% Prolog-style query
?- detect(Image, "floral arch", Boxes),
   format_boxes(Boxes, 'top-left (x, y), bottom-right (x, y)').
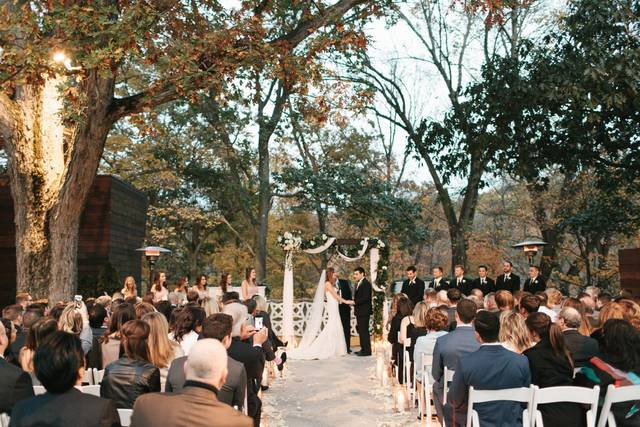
top-left (277, 232), bottom-right (390, 343)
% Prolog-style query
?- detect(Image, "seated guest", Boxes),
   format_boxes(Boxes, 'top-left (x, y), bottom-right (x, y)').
top-left (496, 290), bottom-right (515, 313)
top-left (524, 312), bottom-right (585, 427)
top-left (169, 305), bottom-right (205, 356)
top-left (10, 331), bottom-right (119, 426)
top-left (101, 320), bottom-right (160, 409)
top-left (89, 304), bottom-right (109, 339)
top-left (446, 288), bottom-right (463, 330)
top-left (131, 339), bottom-right (252, 427)
top-left (0, 320), bottom-right (33, 415)
top-left (19, 318), bottom-right (58, 383)
top-left (221, 292), bottom-right (241, 306)
top-left (253, 295), bottom-right (286, 349)
top-left (223, 302), bottom-right (268, 427)
top-left (406, 302), bottom-right (429, 375)
top-left (618, 299), bottom-right (640, 331)
top-left (545, 288), bottom-right (563, 313)
top-left (575, 319), bottom-right (640, 426)
top-left (484, 292), bottom-right (498, 312)
top-left (432, 299), bottom-right (480, 423)
top-left (134, 302), bottom-right (155, 319)
top-left (58, 302), bottom-right (93, 354)
top-left (15, 293), bottom-right (33, 311)
top-left (563, 297), bottom-right (593, 336)
top-left (557, 307), bottom-right (599, 367)
top-left (166, 314), bottom-right (247, 411)
top-left (167, 291), bottom-right (185, 308)
top-left (90, 303), bottom-right (136, 369)
top-left (518, 294), bottom-right (540, 318)
top-left (424, 288), bottom-right (438, 308)
top-left (499, 311), bottom-right (532, 354)
top-left (446, 311), bottom-right (531, 427)
top-left (388, 296), bottom-right (413, 384)
top-left (186, 290), bottom-right (200, 306)
top-left (3, 304), bottom-right (25, 358)
top-left (414, 307), bottom-right (448, 416)
top-left (435, 290), bottom-right (450, 307)
top-left (141, 312), bottom-right (183, 391)
top-left (536, 291), bottom-right (558, 322)
top-left (0, 317), bottom-right (18, 365)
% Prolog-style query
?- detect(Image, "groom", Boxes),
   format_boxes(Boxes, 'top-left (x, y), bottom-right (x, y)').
top-left (353, 267), bottom-right (372, 356)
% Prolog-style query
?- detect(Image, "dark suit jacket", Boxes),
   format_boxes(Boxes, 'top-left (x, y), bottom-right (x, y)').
top-left (227, 338), bottom-right (265, 394)
top-left (429, 278), bottom-right (450, 292)
top-left (563, 330), bottom-right (599, 367)
top-left (470, 277), bottom-right (495, 295)
top-left (523, 276), bottom-right (547, 293)
top-left (496, 273), bottom-right (521, 293)
top-left (9, 388), bottom-right (120, 427)
top-left (524, 339), bottom-right (586, 427)
top-left (131, 381), bottom-right (252, 427)
top-left (401, 277), bottom-right (425, 306)
top-left (338, 279), bottom-right (353, 310)
top-left (447, 345), bottom-right (531, 427)
top-left (432, 325), bottom-right (480, 389)
top-left (165, 355), bottom-right (247, 410)
top-left (451, 277), bottom-right (472, 295)
top-left (0, 357), bottom-right (34, 415)
top-left (354, 278), bottom-right (372, 317)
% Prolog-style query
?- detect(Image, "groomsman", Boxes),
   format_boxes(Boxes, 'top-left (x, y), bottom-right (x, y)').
top-left (336, 271), bottom-right (353, 354)
top-left (451, 265), bottom-right (472, 296)
top-left (429, 266), bottom-right (450, 291)
top-left (524, 266), bottom-right (547, 293)
top-left (496, 261), bottom-right (520, 293)
top-left (401, 266), bottom-right (425, 306)
top-left (470, 265), bottom-right (495, 295)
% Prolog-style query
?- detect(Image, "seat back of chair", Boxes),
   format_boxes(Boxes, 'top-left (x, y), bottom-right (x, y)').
top-left (443, 367), bottom-right (455, 405)
top-left (597, 384), bottom-right (640, 427)
top-left (81, 385), bottom-right (101, 397)
top-left (92, 368), bottom-right (105, 384)
top-left (0, 413), bottom-right (10, 427)
top-left (33, 385), bottom-right (46, 395)
top-left (118, 409), bottom-right (133, 427)
top-left (466, 385), bottom-right (534, 427)
top-left (532, 386), bottom-right (599, 427)
top-left (83, 368), bottom-right (94, 385)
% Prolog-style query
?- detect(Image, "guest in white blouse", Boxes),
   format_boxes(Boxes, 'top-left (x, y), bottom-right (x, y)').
top-left (168, 305), bottom-right (204, 356)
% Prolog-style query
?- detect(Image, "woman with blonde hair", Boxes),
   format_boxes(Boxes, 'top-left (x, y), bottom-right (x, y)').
top-left (58, 302), bottom-right (93, 354)
top-left (618, 299), bottom-right (640, 331)
top-left (499, 311), bottom-right (532, 353)
top-left (495, 290), bottom-right (515, 312)
top-left (141, 312), bottom-right (183, 390)
top-left (121, 276), bottom-right (137, 299)
top-left (591, 302), bottom-right (625, 344)
top-left (405, 302), bottom-right (429, 377)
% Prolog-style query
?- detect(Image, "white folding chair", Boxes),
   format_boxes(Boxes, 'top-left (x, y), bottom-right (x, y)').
top-left (532, 385), bottom-right (600, 427)
top-left (92, 368), bottom-right (105, 384)
top-left (0, 413), bottom-right (10, 427)
top-left (243, 386), bottom-right (248, 415)
top-left (33, 385), bottom-right (46, 395)
top-left (466, 385), bottom-right (534, 427)
top-left (395, 331), bottom-right (401, 384)
top-left (81, 385), bottom-right (101, 397)
top-left (443, 367), bottom-right (455, 405)
top-left (83, 368), bottom-right (94, 385)
top-left (417, 353), bottom-right (434, 424)
top-left (597, 384), bottom-right (640, 427)
top-left (403, 338), bottom-right (413, 403)
top-left (117, 409), bottom-right (133, 427)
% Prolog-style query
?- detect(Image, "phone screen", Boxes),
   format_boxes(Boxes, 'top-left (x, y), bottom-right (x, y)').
top-left (255, 317), bottom-right (264, 329)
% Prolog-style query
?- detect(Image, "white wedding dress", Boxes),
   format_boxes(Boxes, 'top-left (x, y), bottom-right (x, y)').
top-left (289, 272), bottom-right (347, 360)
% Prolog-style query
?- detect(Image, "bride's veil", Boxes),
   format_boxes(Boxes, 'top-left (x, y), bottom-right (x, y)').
top-left (297, 269), bottom-right (326, 349)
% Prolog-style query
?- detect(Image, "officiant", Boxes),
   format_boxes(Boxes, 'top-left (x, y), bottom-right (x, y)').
top-left (401, 265), bottom-right (425, 306)
top-left (336, 271), bottom-right (353, 354)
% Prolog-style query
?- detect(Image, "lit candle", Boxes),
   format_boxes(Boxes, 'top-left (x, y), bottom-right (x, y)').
top-left (376, 356), bottom-right (384, 379)
top-left (395, 387), bottom-right (406, 413)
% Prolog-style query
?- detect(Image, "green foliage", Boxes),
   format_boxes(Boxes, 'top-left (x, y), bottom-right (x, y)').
top-left (97, 263), bottom-right (121, 296)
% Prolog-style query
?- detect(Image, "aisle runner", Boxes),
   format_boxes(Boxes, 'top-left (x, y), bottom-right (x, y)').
top-left (262, 355), bottom-right (417, 427)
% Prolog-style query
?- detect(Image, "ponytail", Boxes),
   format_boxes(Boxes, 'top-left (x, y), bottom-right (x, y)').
top-left (526, 312), bottom-right (574, 368)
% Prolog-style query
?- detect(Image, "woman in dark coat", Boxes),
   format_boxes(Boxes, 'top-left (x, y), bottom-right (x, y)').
top-left (388, 295), bottom-right (413, 384)
top-left (524, 312), bottom-right (586, 427)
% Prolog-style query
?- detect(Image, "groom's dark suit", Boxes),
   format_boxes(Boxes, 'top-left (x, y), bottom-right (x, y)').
top-left (337, 279), bottom-right (353, 353)
top-left (354, 277), bottom-right (373, 355)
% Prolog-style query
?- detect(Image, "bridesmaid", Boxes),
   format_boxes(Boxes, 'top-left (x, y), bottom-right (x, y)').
top-left (191, 274), bottom-right (209, 304)
top-left (241, 267), bottom-right (259, 300)
top-left (121, 276), bottom-right (138, 299)
top-left (217, 272), bottom-right (231, 308)
top-left (151, 271), bottom-right (168, 303)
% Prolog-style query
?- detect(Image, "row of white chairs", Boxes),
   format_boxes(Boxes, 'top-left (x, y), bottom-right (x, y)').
top-left (83, 368), bottom-right (105, 385)
top-left (0, 409), bottom-right (131, 427)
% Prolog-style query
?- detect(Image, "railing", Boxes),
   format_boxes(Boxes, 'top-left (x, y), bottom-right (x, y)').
top-left (267, 299), bottom-right (362, 337)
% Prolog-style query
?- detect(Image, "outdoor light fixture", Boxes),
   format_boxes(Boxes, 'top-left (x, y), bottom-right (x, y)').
top-left (512, 239), bottom-right (548, 266)
top-left (52, 50), bottom-right (81, 71)
top-left (136, 246), bottom-right (171, 291)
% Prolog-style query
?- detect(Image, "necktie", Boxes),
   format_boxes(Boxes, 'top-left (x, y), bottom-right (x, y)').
top-left (505, 275), bottom-right (510, 281)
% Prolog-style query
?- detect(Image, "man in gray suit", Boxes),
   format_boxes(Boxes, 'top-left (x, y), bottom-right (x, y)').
top-left (557, 307), bottom-right (599, 367)
top-left (432, 299), bottom-right (480, 423)
top-left (166, 313), bottom-right (247, 411)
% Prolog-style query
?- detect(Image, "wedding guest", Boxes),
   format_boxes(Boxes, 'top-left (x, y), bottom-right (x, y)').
top-left (495, 261), bottom-right (521, 293)
top-left (241, 268), bottom-right (259, 301)
top-left (58, 302), bottom-right (93, 354)
top-left (9, 331), bottom-right (119, 427)
top-left (254, 295), bottom-right (286, 349)
top-left (0, 320), bottom-right (33, 415)
top-left (401, 265), bottom-right (426, 306)
top-left (563, 298), bottom-right (593, 336)
top-left (557, 307), bottom-right (598, 367)
top-left (388, 296), bottom-right (412, 384)
top-left (222, 292), bottom-right (241, 306)
top-left (1, 317), bottom-right (18, 364)
top-left (579, 292), bottom-right (598, 327)
top-left (101, 320), bottom-right (160, 408)
top-left (523, 265), bottom-right (546, 293)
top-left (414, 307), bottom-right (449, 414)
top-left (518, 294), bottom-right (540, 318)
top-left (121, 276), bottom-right (138, 299)
top-left (154, 300), bottom-right (173, 321)
top-left (131, 339), bottom-right (252, 427)
top-left (524, 312), bottom-right (585, 427)
top-left (166, 314), bottom-right (247, 412)
top-left (429, 266), bottom-right (450, 291)
top-left (142, 312), bottom-right (183, 391)
top-left (48, 303), bottom-right (65, 322)
top-left (499, 311), bottom-right (532, 354)
top-left (406, 302), bottom-right (429, 371)
top-left (446, 310), bottom-right (531, 427)
top-left (618, 299), bottom-right (640, 331)
top-left (446, 288), bottom-right (462, 329)
top-left (134, 302), bottom-right (155, 319)
top-left (19, 317), bottom-right (58, 384)
top-left (597, 293), bottom-right (612, 310)
top-left (386, 293), bottom-right (406, 333)
top-left (92, 303), bottom-right (136, 369)
top-left (468, 294), bottom-right (485, 310)
top-left (451, 265), bottom-right (471, 295)
top-left (436, 290), bottom-right (450, 306)
top-left (536, 292), bottom-right (558, 322)
top-left (3, 304), bottom-right (25, 357)
top-left (15, 293), bottom-right (33, 311)
top-left (424, 288), bottom-right (438, 307)
top-left (432, 299), bottom-right (480, 423)
top-left (168, 291), bottom-right (185, 308)
top-left (151, 271), bottom-right (169, 303)
top-left (484, 292), bottom-right (498, 312)
top-left (89, 303), bottom-right (109, 339)
top-left (470, 265), bottom-right (495, 295)
top-left (169, 305), bottom-right (205, 356)
top-left (575, 319), bottom-right (640, 426)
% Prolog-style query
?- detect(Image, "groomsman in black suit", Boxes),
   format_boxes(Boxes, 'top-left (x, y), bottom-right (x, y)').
top-left (495, 261), bottom-right (521, 293)
top-left (470, 265), bottom-right (495, 295)
top-left (353, 267), bottom-right (372, 356)
top-left (336, 271), bottom-right (353, 354)
top-left (523, 266), bottom-right (547, 293)
top-left (401, 265), bottom-right (425, 306)
top-left (452, 265), bottom-right (472, 296)
top-left (429, 266), bottom-right (450, 291)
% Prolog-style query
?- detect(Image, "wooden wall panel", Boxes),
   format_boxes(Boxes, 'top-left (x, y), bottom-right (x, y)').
top-left (619, 248), bottom-right (640, 296)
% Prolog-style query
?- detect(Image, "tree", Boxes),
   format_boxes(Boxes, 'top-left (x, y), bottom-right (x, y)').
top-left (0, 0), bottom-right (377, 301)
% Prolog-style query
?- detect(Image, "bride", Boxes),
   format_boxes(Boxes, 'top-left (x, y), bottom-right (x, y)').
top-left (289, 267), bottom-right (354, 360)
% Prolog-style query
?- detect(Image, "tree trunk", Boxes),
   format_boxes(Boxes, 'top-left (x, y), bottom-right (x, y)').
top-left (449, 224), bottom-right (468, 271)
top-left (255, 130), bottom-right (270, 283)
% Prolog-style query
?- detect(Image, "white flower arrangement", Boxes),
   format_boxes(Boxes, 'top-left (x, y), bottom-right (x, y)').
top-left (277, 231), bottom-right (302, 251)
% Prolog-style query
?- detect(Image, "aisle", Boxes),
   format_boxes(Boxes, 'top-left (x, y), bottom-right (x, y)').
top-left (261, 354), bottom-right (418, 427)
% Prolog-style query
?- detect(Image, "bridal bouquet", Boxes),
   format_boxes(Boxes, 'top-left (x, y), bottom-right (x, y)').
top-left (277, 231), bottom-right (303, 251)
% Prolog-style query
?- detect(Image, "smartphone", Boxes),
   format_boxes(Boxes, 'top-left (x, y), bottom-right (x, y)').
top-left (74, 294), bottom-right (82, 308)
top-left (255, 317), bottom-right (264, 330)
